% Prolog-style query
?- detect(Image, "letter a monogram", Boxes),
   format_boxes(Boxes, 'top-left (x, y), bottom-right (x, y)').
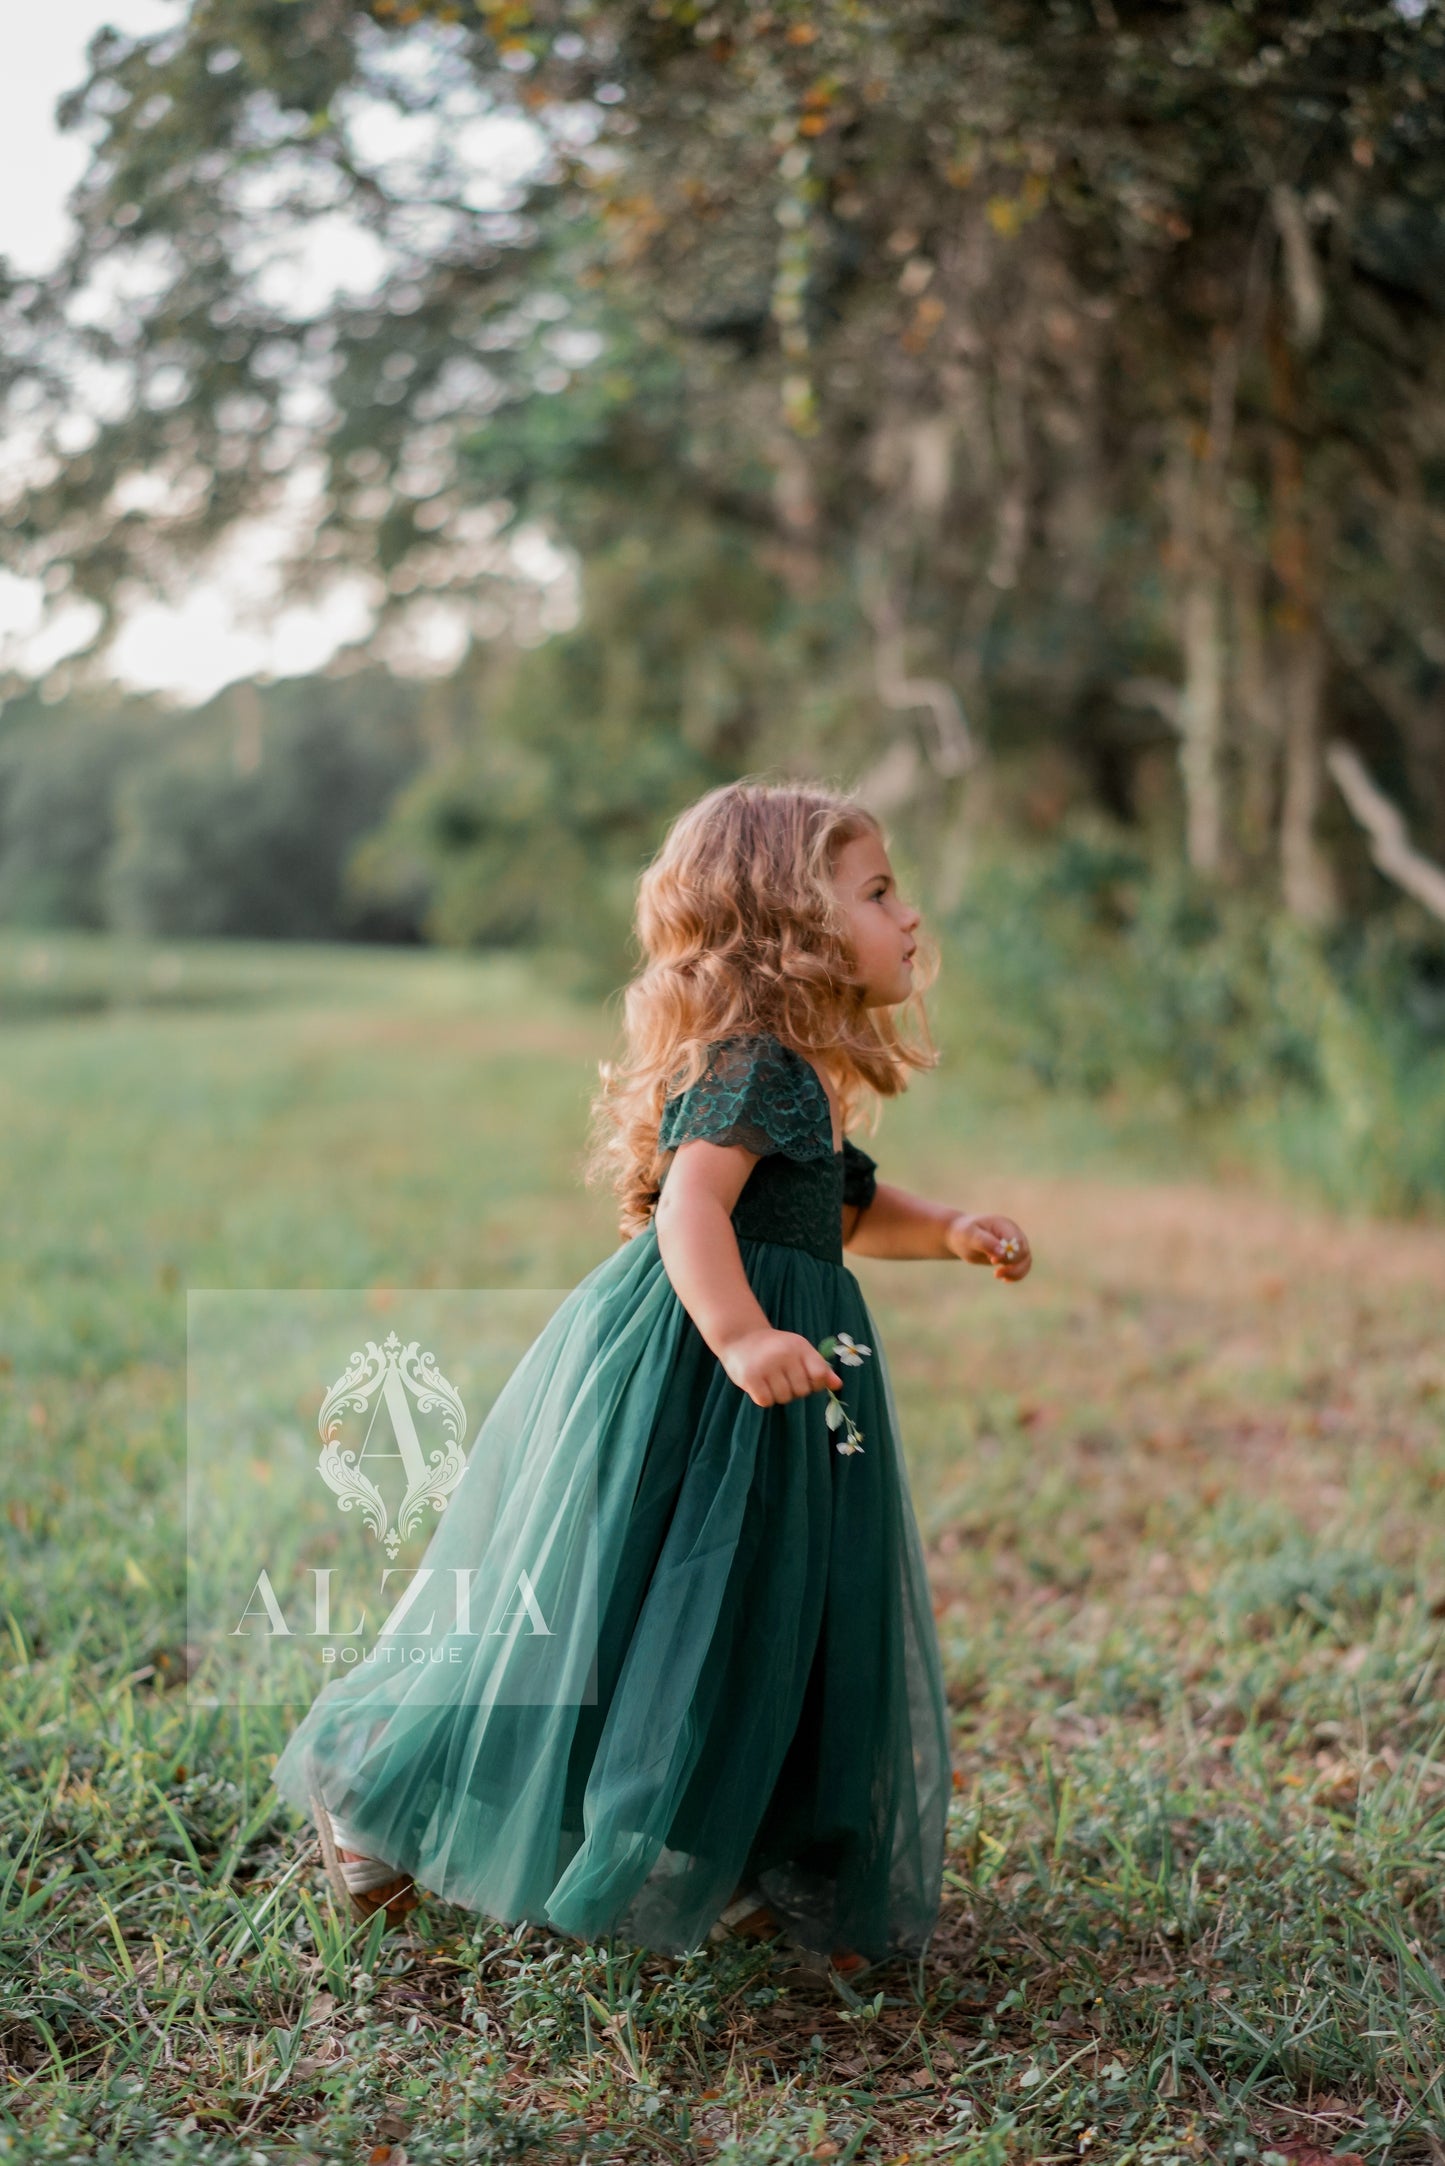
top-left (317, 1331), bottom-right (468, 1557)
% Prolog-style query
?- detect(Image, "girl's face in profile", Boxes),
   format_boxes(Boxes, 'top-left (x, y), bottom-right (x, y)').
top-left (829, 830), bottom-right (921, 1008)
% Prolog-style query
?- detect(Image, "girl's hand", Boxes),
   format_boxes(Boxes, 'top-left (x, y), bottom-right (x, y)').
top-left (946, 1213), bottom-right (1032, 1281)
top-left (720, 1327), bottom-right (843, 1408)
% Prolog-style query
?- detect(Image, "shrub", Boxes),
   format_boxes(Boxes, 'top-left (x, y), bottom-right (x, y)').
top-left (942, 812), bottom-right (1445, 1214)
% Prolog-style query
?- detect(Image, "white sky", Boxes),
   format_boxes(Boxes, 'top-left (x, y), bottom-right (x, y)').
top-left (0, 3), bottom-right (569, 703)
top-left (0, 2), bottom-right (180, 277)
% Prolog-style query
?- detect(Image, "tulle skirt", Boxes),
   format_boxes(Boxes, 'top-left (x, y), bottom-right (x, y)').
top-left (270, 1223), bottom-right (950, 1963)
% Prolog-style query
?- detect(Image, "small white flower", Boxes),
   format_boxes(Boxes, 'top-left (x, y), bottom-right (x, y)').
top-left (817, 1332), bottom-right (869, 1456)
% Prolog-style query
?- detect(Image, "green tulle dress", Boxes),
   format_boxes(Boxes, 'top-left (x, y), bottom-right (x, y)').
top-left (270, 1032), bottom-right (951, 1965)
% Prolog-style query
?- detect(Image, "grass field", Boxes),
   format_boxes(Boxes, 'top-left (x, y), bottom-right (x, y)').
top-left (3, 930), bottom-right (1445, 2165)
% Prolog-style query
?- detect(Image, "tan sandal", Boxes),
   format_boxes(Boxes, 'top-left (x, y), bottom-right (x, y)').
top-left (708, 1885), bottom-right (784, 1944)
top-left (310, 1785), bottom-right (419, 1928)
top-left (707, 1887), bottom-right (876, 1979)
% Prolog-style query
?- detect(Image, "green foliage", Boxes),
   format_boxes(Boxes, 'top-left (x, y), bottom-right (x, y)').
top-left (946, 823), bottom-right (1302, 1108)
top-left (348, 531), bottom-right (850, 987)
top-left (13, 0), bottom-right (1445, 909)
top-left (454, 311), bottom-right (690, 548)
top-left (0, 696), bottom-right (172, 929)
top-left (105, 678), bottom-right (426, 942)
top-left (940, 814), bottom-right (1445, 1221)
top-left (0, 675), bottom-right (429, 947)
top-left (944, 814), bottom-right (1445, 1215)
top-left (348, 668), bottom-right (713, 982)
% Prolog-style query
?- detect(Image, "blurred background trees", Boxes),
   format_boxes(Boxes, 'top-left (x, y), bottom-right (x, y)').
top-left (4, 0), bottom-right (1445, 1205)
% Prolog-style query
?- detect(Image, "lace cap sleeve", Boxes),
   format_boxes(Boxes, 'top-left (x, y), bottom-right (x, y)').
top-left (657, 1033), bottom-right (834, 1164)
top-left (841, 1135), bottom-right (878, 1212)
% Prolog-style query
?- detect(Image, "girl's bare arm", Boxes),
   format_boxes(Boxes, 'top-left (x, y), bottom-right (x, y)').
top-left (844, 1181), bottom-right (1032, 1279)
top-left (653, 1141), bottom-right (842, 1402)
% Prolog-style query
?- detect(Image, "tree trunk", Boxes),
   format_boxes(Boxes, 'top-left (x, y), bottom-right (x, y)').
top-left (1165, 423), bottom-right (1227, 876)
top-left (1266, 303), bottom-right (1337, 924)
top-left (1279, 617), bottom-right (1335, 924)
top-left (1229, 546), bottom-right (1279, 870)
top-left (1179, 565), bottom-right (1226, 875)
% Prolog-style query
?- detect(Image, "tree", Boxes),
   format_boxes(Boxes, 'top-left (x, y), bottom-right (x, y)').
top-left (0, 689), bottom-right (170, 927)
top-left (7, 0), bottom-right (1445, 923)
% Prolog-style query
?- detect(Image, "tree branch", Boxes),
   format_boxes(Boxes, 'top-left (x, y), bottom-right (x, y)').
top-left (855, 549), bottom-right (979, 777)
top-left (1325, 739), bottom-right (1445, 924)
top-left (1270, 184), bottom-right (1325, 351)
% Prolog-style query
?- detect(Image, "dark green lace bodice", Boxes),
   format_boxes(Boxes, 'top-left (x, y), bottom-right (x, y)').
top-left (654, 1033), bottom-right (878, 1267)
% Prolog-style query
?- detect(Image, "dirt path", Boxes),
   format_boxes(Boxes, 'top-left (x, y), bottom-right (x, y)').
top-left (849, 1164), bottom-right (1445, 1624)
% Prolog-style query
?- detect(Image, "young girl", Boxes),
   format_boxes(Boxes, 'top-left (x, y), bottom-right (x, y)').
top-left (271, 778), bottom-right (1031, 1979)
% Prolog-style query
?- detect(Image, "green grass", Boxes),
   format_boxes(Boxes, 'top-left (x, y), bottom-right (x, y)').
top-left (2, 930), bottom-right (1445, 2163)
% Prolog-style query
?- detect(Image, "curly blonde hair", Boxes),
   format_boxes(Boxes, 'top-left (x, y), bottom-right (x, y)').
top-left (583, 775), bottom-right (940, 1239)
